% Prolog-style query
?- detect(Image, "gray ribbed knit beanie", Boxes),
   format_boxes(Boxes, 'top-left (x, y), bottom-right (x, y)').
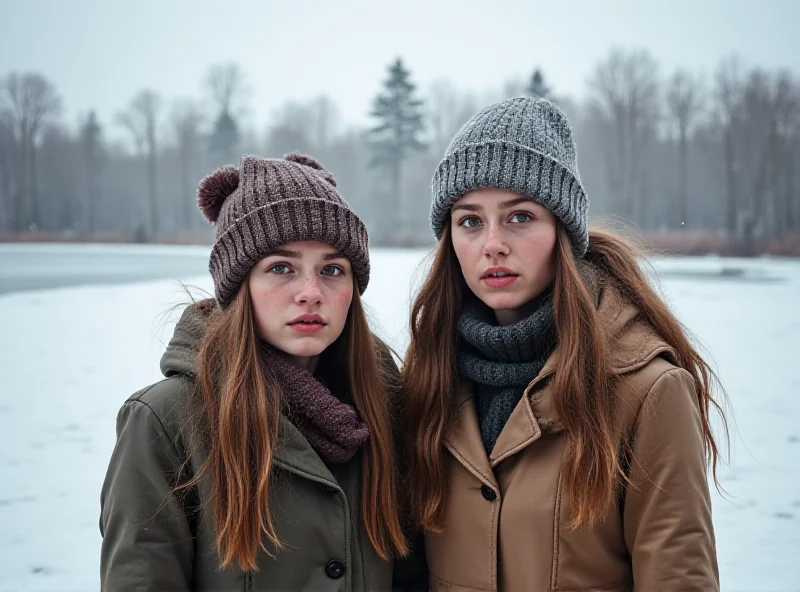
top-left (197, 153), bottom-right (370, 308)
top-left (430, 97), bottom-right (589, 257)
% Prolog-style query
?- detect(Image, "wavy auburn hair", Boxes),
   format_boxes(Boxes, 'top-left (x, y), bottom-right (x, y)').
top-left (178, 280), bottom-right (408, 570)
top-left (402, 221), bottom-right (728, 531)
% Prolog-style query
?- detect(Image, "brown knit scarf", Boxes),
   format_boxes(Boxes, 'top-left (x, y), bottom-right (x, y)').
top-left (260, 344), bottom-right (369, 464)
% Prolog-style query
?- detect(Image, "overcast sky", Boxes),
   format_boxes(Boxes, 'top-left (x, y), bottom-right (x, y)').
top-left (2, 0), bottom-right (799, 137)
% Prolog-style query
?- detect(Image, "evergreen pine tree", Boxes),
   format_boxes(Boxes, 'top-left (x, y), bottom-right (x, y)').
top-left (209, 109), bottom-right (239, 167)
top-left (526, 68), bottom-right (552, 99)
top-left (368, 58), bottom-right (426, 236)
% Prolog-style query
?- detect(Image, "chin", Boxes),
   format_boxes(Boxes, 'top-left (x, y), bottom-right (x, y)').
top-left (277, 338), bottom-right (331, 358)
top-left (480, 293), bottom-right (528, 312)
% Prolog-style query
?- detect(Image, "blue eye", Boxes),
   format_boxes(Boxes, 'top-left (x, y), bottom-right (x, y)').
top-left (322, 265), bottom-right (344, 277)
top-left (269, 264), bottom-right (292, 274)
top-left (459, 216), bottom-right (481, 229)
top-left (510, 212), bottom-right (532, 223)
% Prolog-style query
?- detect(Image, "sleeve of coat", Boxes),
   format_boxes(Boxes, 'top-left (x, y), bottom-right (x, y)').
top-left (623, 367), bottom-right (719, 592)
top-left (100, 399), bottom-right (194, 591)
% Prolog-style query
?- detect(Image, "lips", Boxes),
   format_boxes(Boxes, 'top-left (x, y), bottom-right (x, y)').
top-left (481, 267), bottom-right (519, 288)
top-left (289, 313), bottom-right (327, 333)
top-left (481, 267), bottom-right (518, 280)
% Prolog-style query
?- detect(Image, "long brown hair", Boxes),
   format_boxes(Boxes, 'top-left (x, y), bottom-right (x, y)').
top-left (180, 279), bottom-right (408, 571)
top-left (402, 221), bottom-right (728, 531)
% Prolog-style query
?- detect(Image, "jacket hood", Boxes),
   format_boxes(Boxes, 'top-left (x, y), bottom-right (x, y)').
top-left (160, 299), bottom-right (217, 378)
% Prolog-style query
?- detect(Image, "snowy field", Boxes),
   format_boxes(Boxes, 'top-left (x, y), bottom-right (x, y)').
top-left (0, 245), bottom-right (798, 591)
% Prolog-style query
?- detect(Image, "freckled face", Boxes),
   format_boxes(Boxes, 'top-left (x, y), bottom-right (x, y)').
top-left (248, 241), bottom-right (354, 363)
top-left (450, 188), bottom-right (557, 325)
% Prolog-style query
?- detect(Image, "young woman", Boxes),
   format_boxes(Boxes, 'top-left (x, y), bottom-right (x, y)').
top-left (402, 97), bottom-right (726, 591)
top-left (100, 153), bottom-right (419, 591)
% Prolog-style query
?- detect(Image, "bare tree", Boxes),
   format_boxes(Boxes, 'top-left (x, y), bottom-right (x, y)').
top-left (588, 49), bottom-right (660, 226)
top-left (427, 79), bottom-right (478, 156)
top-left (666, 69), bottom-right (705, 229)
top-left (0, 112), bottom-right (15, 231)
top-left (740, 70), bottom-right (777, 249)
top-left (79, 111), bottom-right (104, 235)
top-left (39, 123), bottom-right (80, 231)
top-left (0, 72), bottom-right (62, 231)
top-left (170, 100), bottom-right (204, 230)
top-left (117, 89), bottom-right (161, 236)
top-left (310, 95), bottom-right (339, 151)
top-left (714, 56), bottom-right (745, 239)
top-left (206, 63), bottom-right (247, 116)
top-left (264, 101), bottom-right (314, 156)
top-left (427, 79), bottom-right (460, 155)
top-left (205, 63), bottom-right (248, 165)
top-left (771, 71), bottom-right (800, 235)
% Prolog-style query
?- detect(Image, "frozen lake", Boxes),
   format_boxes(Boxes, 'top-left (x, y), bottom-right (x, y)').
top-left (0, 244), bottom-right (798, 591)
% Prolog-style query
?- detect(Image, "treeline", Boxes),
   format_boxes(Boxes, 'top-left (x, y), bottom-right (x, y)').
top-left (1, 50), bottom-right (798, 254)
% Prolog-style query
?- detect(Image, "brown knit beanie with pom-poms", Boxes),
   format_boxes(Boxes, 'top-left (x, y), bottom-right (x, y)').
top-left (197, 153), bottom-right (370, 308)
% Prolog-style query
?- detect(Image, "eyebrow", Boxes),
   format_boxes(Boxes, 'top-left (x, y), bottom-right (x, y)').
top-left (452, 196), bottom-right (532, 212)
top-left (498, 197), bottom-right (532, 209)
top-left (264, 249), bottom-right (301, 259)
top-left (264, 249), bottom-right (347, 261)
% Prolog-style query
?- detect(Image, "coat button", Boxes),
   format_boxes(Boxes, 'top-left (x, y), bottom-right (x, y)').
top-left (481, 485), bottom-right (497, 501)
top-left (325, 559), bottom-right (345, 579)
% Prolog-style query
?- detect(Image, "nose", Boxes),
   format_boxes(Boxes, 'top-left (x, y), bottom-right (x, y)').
top-left (482, 223), bottom-right (509, 258)
top-left (295, 274), bottom-right (323, 305)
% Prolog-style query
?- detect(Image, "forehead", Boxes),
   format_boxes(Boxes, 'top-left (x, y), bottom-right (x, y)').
top-left (266, 241), bottom-right (343, 256)
top-left (453, 188), bottom-right (544, 210)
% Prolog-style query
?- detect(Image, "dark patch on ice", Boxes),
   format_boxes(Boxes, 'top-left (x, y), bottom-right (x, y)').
top-left (30, 441), bottom-right (45, 450)
top-left (0, 495), bottom-right (36, 507)
top-left (81, 446), bottom-right (94, 454)
top-left (788, 435), bottom-right (799, 443)
top-left (31, 565), bottom-right (55, 575)
top-left (792, 501), bottom-right (800, 508)
top-left (0, 405), bottom-right (10, 413)
top-left (774, 512), bottom-right (795, 520)
top-left (64, 423), bottom-right (80, 431)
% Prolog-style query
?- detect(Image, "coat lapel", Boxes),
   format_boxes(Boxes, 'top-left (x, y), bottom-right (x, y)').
top-left (273, 414), bottom-right (339, 487)
top-left (444, 383), bottom-right (498, 489)
top-left (488, 387), bottom-right (542, 468)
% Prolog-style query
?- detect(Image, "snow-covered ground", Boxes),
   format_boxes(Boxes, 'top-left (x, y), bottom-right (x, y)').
top-left (0, 247), bottom-right (798, 591)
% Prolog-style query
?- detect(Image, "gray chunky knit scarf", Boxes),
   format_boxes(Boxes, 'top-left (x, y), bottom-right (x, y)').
top-left (457, 294), bottom-right (556, 453)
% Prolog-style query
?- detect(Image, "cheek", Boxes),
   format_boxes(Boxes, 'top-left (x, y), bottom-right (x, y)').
top-left (519, 231), bottom-right (557, 277)
top-left (249, 281), bottom-right (290, 335)
top-left (252, 283), bottom-right (289, 308)
top-left (327, 283), bottom-right (354, 324)
top-left (452, 235), bottom-right (480, 270)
